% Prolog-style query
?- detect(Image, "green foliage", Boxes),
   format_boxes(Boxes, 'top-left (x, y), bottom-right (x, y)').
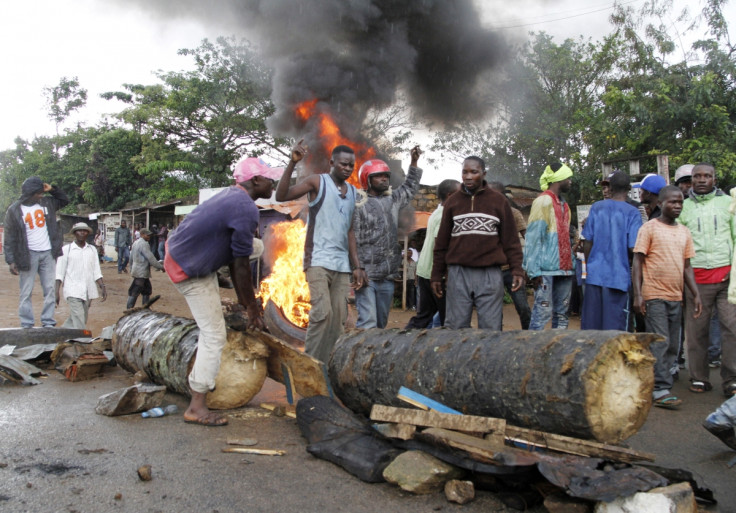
top-left (43, 77), bottom-right (88, 133)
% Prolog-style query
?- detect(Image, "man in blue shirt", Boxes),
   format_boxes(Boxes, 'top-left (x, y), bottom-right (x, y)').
top-left (582, 172), bottom-right (643, 330)
top-left (164, 163), bottom-right (273, 427)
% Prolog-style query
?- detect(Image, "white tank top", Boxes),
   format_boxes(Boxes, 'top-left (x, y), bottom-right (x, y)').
top-left (20, 203), bottom-right (52, 251)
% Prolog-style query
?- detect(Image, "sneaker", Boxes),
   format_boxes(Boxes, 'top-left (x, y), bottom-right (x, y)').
top-left (703, 419), bottom-right (736, 450)
top-left (709, 359), bottom-right (722, 368)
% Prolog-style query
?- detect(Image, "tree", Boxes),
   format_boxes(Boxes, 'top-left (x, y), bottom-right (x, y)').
top-left (43, 77), bottom-right (88, 135)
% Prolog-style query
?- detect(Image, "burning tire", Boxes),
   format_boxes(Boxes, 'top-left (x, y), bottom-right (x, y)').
top-left (264, 299), bottom-right (306, 348)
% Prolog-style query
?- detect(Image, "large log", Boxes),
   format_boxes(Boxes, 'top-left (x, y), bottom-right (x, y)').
top-left (329, 328), bottom-right (659, 443)
top-left (112, 310), bottom-right (269, 409)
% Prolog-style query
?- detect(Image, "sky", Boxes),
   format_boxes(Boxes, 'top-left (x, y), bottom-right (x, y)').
top-left (0, 0), bottom-right (729, 184)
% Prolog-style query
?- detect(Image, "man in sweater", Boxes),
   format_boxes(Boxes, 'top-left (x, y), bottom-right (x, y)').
top-left (4, 176), bottom-right (69, 328)
top-left (127, 228), bottom-right (164, 309)
top-left (55, 223), bottom-right (106, 329)
top-left (523, 163), bottom-right (575, 331)
top-left (431, 156), bottom-right (524, 330)
top-left (678, 163), bottom-right (736, 397)
top-left (353, 147), bottom-right (423, 329)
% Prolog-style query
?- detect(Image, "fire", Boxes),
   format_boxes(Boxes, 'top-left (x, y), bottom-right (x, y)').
top-left (295, 99), bottom-right (376, 187)
top-left (257, 220), bottom-right (310, 327)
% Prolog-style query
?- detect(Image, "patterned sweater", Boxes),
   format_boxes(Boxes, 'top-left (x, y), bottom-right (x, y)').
top-left (431, 184), bottom-right (523, 281)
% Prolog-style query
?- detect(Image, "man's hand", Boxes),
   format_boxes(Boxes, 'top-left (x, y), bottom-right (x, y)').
top-left (633, 295), bottom-right (646, 316)
top-left (246, 305), bottom-right (266, 331)
top-left (291, 139), bottom-right (308, 163)
top-left (511, 275), bottom-right (524, 292)
top-left (55, 288), bottom-right (61, 306)
top-left (352, 269), bottom-right (367, 290)
top-left (431, 280), bottom-right (444, 298)
top-left (531, 276), bottom-right (543, 290)
top-left (692, 295), bottom-right (703, 319)
top-left (99, 286), bottom-right (107, 302)
top-left (410, 145), bottom-right (422, 167)
top-left (8, 263), bottom-right (18, 276)
top-left (43, 183), bottom-right (52, 192)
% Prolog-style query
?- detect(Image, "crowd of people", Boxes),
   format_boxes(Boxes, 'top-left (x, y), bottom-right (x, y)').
top-left (4, 150), bottom-right (736, 448)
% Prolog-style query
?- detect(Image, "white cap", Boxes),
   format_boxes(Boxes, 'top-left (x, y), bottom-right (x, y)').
top-left (674, 164), bottom-right (694, 183)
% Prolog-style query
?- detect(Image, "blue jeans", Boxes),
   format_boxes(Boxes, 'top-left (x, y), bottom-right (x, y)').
top-left (355, 279), bottom-right (395, 329)
top-left (503, 269), bottom-right (531, 330)
top-left (158, 240), bottom-right (166, 261)
top-left (529, 275), bottom-right (573, 330)
top-left (18, 250), bottom-right (57, 328)
top-left (117, 246), bottom-right (130, 272)
top-left (645, 299), bottom-right (681, 392)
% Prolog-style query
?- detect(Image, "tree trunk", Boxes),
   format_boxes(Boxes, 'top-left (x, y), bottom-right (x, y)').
top-left (329, 328), bottom-right (659, 443)
top-left (112, 310), bottom-right (269, 409)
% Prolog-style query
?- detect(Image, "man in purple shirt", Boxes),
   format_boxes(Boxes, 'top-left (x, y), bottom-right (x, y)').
top-left (164, 162), bottom-right (273, 427)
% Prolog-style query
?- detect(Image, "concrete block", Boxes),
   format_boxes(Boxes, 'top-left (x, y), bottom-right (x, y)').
top-left (383, 450), bottom-right (464, 494)
top-left (594, 482), bottom-right (696, 513)
top-left (95, 384), bottom-right (166, 416)
top-left (445, 479), bottom-right (475, 504)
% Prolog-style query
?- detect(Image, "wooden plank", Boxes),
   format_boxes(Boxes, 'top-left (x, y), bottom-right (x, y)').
top-left (370, 405), bottom-right (505, 436)
top-left (255, 331), bottom-right (331, 398)
top-left (503, 425), bottom-right (655, 463)
top-left (396, 386), bottom-right (462, 414)
top-left (372, 422), bottom-right (417, 440)
top-left (417, 428), bottom-right (540, 467)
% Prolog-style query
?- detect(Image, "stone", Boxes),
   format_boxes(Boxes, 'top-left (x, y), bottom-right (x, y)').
top-left (137, 464), bottom-right (152, 481)
top-left (444, 479), bottom-right (475, 504)
top-left (95, 384), bottom-right (166, 416)
top-left (594, 482), bottom-right (696, 513)
top-left (544, 493), bottom-right (593, 513)
top-left (382, 450), bottom-right (464, 494)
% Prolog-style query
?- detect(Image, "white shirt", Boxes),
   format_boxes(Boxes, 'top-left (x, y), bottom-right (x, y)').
top-left (20, 203), bottom-right (51, 251)
top-left (56, 242), bottom-right (103, 300)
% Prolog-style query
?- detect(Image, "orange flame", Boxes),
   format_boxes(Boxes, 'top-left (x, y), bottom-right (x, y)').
top-left (257, 220), bottom-right (310, 327)
top-left (295, 99), bottom-right (376, 187)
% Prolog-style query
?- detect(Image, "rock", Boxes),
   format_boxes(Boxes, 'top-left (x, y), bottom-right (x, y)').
top-left (383, 450), bottom-right (464, 494)
top-left (594, 482), bottom-right (696, 513)
top-left (544, 493), bottom-right (593, 513)
top-left (95, 384), bottom-right (166, 416)
top-left (445, 479), bottom-right (475, 504)
top-left (137, 464), bottom-right (152, 481)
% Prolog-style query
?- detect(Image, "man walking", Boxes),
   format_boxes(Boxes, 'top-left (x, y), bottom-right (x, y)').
top-left (4, 176), bottom-right (69, 328)
top-left (523, 163), bottom-right (575, 331)
top-left (632, 186), bottom-right (702, 409)
top-left (275, 141), bottom-right (367, 363)
top-left (431, 156), bottom-right (524, 330)
top-left (353, 147), bottom-right (422, 329)
top-left (164, 161), bottom-right (273, 426)
top-left (55, 223), bottom-right (106, 329)
top-left (127, 228), bottom-right (164, 309)
top-left (581, 172), bottom-right (642, 330)
top-left (405, 179), bottom-right (460, 330)
top-left (678, 163), bottom-right (736, 397)
top-left (115, 220), bottom-right (132, 274)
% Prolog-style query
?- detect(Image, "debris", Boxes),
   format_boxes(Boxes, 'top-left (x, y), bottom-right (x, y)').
top-left (263, 299), bottom-right (305, 348)
top-left (0, 355), bottom-right (46, 385)
top-left (372, 423), bottom-right (417, 440)
top-left (397, 386), bottom-right (461, 414)
top-left (137, 464), bottom-right (152, 481)
top-left (50, 342), bottom-right (108, 382)
top-left (330, 328), bottom-right (659, 443)
top-left (141, 404), bottom-right (178, 418)
top-left (222, 448), bottom-right (285, 456)
top-left (260, 402), bottom-right (296, 418)
top-left (114, 493), bottom-right (122, 501)
top-left (95, 384), bottom-right (167, 416)
top-left (296, 395), bottom-right (401, 483)
top-left (593, 482), bottom-right (696, 513)
top-left (543, 493), bottom-right (593, 513)
top-left (416, 428), bottom-right (540, 468)
top-left (226, 438), bottom-right (258, 447)
top-left (0, 327), bottom-right (91, 348)
top-left (444, 479), bottom-right (475, 504)
top-left (77, 449), bottom-right (108, 455)
top-left (382, 450), bottom-right (464, 494)
top-left (0, 345), bottom-right (13, 356)
top-left (6, 344), bottom-right (57, 361)
top-left (113, 310), bottom-right (269, 409)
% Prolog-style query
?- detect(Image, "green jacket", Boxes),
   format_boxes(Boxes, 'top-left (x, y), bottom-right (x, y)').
top-left (678, 188), bottom-right (735, 270)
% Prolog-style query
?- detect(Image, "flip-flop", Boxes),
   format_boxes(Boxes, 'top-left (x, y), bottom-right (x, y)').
top-left (183, 413), bottom-right (228, 427)
top-left (689, 381), bottom-right (713, 393)
top-left (653, 394), bottom-right (682, 410)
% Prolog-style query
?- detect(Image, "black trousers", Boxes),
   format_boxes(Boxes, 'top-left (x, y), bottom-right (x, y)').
top-left (405, 276), bottom-right (445, 329)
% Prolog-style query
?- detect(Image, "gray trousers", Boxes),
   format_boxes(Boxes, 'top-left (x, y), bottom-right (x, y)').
top-left (645, 299), bottom-right (681, 393)
top-left (446, 265), bottom-right (504, 330)
top-left (62, 297), bottom-right (89, 330)
top-left (304, 267), bottom-right (350, 363)
top-left (685, 280), bottom-right (736, 392)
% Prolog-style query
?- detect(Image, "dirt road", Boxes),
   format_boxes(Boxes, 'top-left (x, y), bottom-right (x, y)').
top-left (0, 262), bottom-right (733, 512)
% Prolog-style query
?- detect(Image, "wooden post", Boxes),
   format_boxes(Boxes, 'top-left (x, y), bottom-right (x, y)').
top-left (657, 155), bottom-right (670, 183)
top-left (402, 235), bottom-right (408, 310)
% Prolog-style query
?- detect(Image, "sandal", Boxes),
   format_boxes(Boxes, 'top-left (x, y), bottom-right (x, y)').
top-left (653, 394), bottom-right (682, 409)
top-left (689, 381), bottom-right (713, 393)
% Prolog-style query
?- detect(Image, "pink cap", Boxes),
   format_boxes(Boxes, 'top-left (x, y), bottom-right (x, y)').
top-left (232, 157), bottom-right (284, 183)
